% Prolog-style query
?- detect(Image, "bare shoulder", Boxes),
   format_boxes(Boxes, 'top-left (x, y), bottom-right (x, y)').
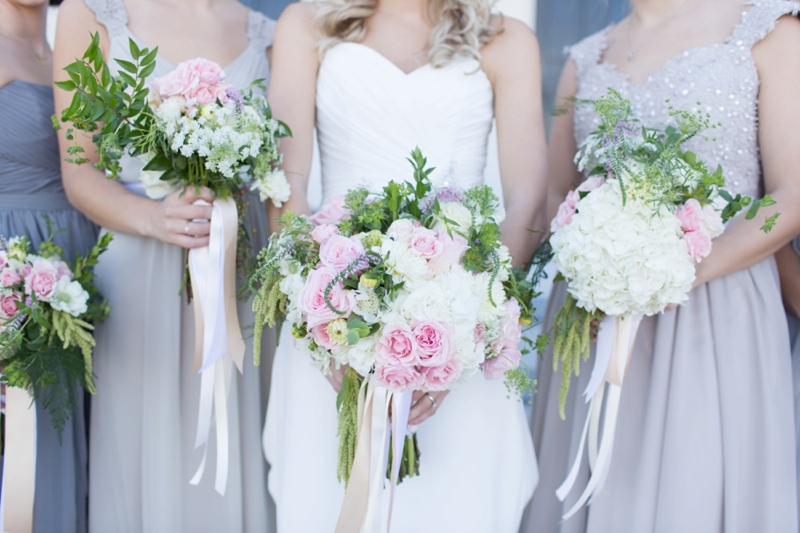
top-left (482, 16), bottom-right (540, 81)
top-left (277, 1), bottom-right (318, 32)
top-left (58, 0), bottom-right (101, 29)
top-left (753, 13), bottom-right (800, 58)
top-left (56, 0), bottom-right (108, 53)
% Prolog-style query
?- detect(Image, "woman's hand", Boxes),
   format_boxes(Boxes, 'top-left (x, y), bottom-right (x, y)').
top-left (408, 390), bottom-right (450, 426)
top-left (146, 187), bottom-right (215, 249)
top-left (325, 363), bottom-right (349, 393)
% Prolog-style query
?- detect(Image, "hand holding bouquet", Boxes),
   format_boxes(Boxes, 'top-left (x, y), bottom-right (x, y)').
top-left (543, 89), bottom-right (777, 518)
top-left (0, 226), bottom-right (111, 435)
top-left (249, 149), bottom-right (539, 528)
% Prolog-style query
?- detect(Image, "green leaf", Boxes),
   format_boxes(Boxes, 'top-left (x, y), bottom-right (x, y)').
top-left (115, 59), bottom-right (138, 74)
top-left (142, 47), bottom-right (158, 66)
top-left (346, 331), bottom-right (360, 346)
top-left (744, 198), bottom-right (761, 220)
top-left (54, 80), bottom-right (76, 91)
top-left (129, 38), bottom-right (141, 60)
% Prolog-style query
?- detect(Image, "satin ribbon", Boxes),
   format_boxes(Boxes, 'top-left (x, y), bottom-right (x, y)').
top-left (187, 197), bottom-right (245, 496)
top-left (335, 380), bottom-right (413, 533)
top-left (556, 315), bottom-right (640, 520)
top-left (0, 387), bottom-right (37, 533)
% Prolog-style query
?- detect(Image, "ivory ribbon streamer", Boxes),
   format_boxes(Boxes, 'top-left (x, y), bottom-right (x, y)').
top-left (187, 197), bottom-right (245, 496)
top-left (335, 381), bottom-right (413, 533)
top-left (1, 387), bottom-right (37, 533)
top-left (557, 315), bottom-right (640, 520)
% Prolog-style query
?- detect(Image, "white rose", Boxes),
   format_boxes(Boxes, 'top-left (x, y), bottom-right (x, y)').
top-left (136, 153), bottom-right (179, 199)
top-left (251, 169), bottom-right (292, 207)
top-left (155, 95), bottom-right (186, 122)
top-left (433, 202), bottom-right (473, 232)
top-left (380, 238), bottom-right (430, 288)
top-left (341, 336), bottom-right (377, 377)
top-left (50, 277), bottom-right (89, 317)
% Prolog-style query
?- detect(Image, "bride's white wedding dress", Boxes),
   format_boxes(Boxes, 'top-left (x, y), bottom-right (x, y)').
top-left (263, 42), bottom-right (538, 533)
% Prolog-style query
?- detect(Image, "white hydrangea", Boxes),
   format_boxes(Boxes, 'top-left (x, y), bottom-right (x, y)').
top-left (251, 169), bottom-right (292, 207)
top-left (551, 180), bottom-right (695, 317)
top-left (50, 277), bottom-right (89, 317)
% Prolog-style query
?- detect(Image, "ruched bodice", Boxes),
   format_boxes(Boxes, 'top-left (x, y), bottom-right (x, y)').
top-left (569, 0), bottom-right (799, 199)
top-left (0, 81), bottom-right (68, 203)
top-left (316, 43), bottom-right (494, 201)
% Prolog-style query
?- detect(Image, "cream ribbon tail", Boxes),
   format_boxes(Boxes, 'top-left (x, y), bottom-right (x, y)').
top-left (0, 387), bottom-right (37, 533)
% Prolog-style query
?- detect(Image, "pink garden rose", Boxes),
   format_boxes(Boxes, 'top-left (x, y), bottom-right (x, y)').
top-left (53, 259), bottom-right (73, 281)
top-left (297, 266), bottom-right (356, 328)
top-left (0, 291), bottom-right (21, 319)
top-left (483, 347), bottom-right (522, 380)
top-left (683, 229), bottom-right (712, 262)
top-left (701, 204), bottom-right (725, 238)
top-left (310, 223), bottom-right (339, 244)
top-left (310, 324), bottom-right (337, 350)
top-left (309, 195), bottom-right (350, 225)
top-left (24, 258), bottom-right (58, 300)
top-left (676, 199), bottom-right (703, 233)
top-left (152, 58), bottom-right (229, 104)
top-left (387, 219), bottom-right (416, 242)
top-left (374, 364), bottom-right (424, 392)
top-left (492, 298), bottom-right (522, 353)
top-left (423, 359), bottom-right (463, 391)
top-left (551, 177), bottom-right (606, 233)
top-left (318, 235), bottom-right (365, 271)
top-left (412, 320), bottom-right (454, 368)
top-left (409, 227), bottom-right (443, 260)
top-left (429, 231), bottom-right (469, 274)
top-left (1, 267), bottom-right (21, 287)
top-left (375, 322), bottom-right (419, 367)
top-left (0, 251), bottom-right (6, 270)
top-left (576, 176), bottom-right (605, 193)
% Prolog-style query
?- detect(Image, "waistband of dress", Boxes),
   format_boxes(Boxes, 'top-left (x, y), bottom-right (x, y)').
top-left (0, 193), bottom-right (74, 211)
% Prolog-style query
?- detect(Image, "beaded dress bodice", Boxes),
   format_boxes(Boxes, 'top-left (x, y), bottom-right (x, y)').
top-left (569, 0), bottom-right (799, 198)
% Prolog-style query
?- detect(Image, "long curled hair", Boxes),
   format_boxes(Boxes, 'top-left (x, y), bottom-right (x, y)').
top-left (315, 0), bottom-right (501, 67)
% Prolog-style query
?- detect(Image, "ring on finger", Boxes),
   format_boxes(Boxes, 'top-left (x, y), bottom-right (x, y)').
top-left (426, 393), bottom-right (437, 408)
top-left (185, 223), bottom-right (191, 235)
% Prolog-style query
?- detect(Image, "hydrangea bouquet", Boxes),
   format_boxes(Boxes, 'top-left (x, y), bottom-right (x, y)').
top-left (0, 228), bottom-right (111, 435)
top-left (544, 89), bottom-right (777, 519)
top-left (249, 149), bottom-right (538, 494)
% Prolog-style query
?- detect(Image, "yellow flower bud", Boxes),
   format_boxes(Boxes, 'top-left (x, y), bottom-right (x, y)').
top-left (199, 104), bottom-right (217, 120)
top-left (519, 315), bottom-right (533, 326)
top-left (359, 273), bottom-right (379, 288)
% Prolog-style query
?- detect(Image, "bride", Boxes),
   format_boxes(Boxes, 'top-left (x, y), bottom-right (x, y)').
top-left (263, 0), bottom-right (548, 531)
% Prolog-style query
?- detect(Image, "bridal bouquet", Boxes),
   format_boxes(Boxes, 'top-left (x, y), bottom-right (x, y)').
top-left (249, 149), bottom-right (537, 502)
top-left (55, 34), bottom-right (291, 494)
top-left (545, 89), bottom-right (777, 518)
top-left (0, 228), bottom-right (111, 435)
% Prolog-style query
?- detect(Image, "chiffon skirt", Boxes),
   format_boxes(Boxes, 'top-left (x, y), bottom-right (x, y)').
top-left (88, 193), bottom-right (276, 533)
top-left (522, 257), bottom-right (798, 533)
top-left (264, 326), bottom-right (538, 533)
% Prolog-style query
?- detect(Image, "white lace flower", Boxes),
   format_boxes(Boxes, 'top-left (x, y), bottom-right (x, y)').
top-left (251, 169), bottom-right (291, 207)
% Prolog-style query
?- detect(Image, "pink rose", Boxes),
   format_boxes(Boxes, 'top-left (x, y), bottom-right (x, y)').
top-left (0, 291), bottom-right (21, 319)
top-left (387, 219), bottom-right (416, 242)
top-left (297, 266), bottom-right (356, 328)
top-left (152, 58), bottom-right (226, 100)
top-left (310, 324), bottom-right (337, 350)
top-left (576, 176), bottom-right (605, 193)
top-left (53, 259), bottom-right (73, 281)
top-left (24, 258), bottom-right (58, 300)
top-left (409, 227), bottom-right (443, 260)
top-left (423, 359), bottom-right (463, 391)
top-left (374, 364), bottom-right (424, 392)
top-left (483, 347), bottom-right (522, 380)
top-left (376, 323), bottom-right (418, 366)
top-left (192, 82), bottom-right (230, 105)
top-left (20, 263), bottom-right (31, 279)
top-left (412, 320), bottom-right (454, 368)
top-left (0, 251), bottom-right (6, 270)
top-left (550, 198), bottom-right (576, 233)
top-left (429, 231), bottom-right (469, 274)
top-left (676, 199), bottom-right (703, 233)
top-left (492, 298), bottom-right (523, 353)
top-left (310, 224), bottom-right (339, 244)
top-left (1, 268), bottom-right (21, 287)
top-left (701, 204), bottom-right (725, 239)
top-left (318, 235), bottom-right (365, 271)
top-left (309, 195), bottom-right (350, 225)
top-left (683, 229), bottom-right (712, 262)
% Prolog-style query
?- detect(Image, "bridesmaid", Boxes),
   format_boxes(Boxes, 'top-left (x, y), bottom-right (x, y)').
top-left (0, 0), bottom-right (97, 530)
top-left (524, 0), bottom-right (800, 531)
top-left (52, 0), bottom-right (277, 531)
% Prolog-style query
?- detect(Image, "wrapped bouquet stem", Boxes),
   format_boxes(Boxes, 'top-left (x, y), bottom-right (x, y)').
top-left (56, 35), bottom-right (290, 494)
top-left (542, 89), bottom-right (777, 519)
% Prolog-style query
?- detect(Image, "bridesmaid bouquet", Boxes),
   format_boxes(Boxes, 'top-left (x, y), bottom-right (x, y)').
top-left (55, 35), bottom-right (291, 494)
top-left (249, 149), bottom-right (537, 516)
top-left (0, 228), bottom-right (111, 435)
top-left (544, 89), bottom-right (777, 518)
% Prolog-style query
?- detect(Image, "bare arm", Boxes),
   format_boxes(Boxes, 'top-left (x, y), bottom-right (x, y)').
top-left (265, 2), bottom-right (319, 229)
top-left (694, 16), bottom-right (800, 286)
top-left (53, 0), bottom-right (213, 248)
top-left (482, 18), bottom-right (548, 267)
top-left (776, 241), bottom-right (800, 318)
top-left (546, 59), bottom-right (583, 230)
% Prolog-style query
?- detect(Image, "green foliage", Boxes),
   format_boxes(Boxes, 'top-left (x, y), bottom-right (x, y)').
top-left (336, 368), bottom-right (362, 485)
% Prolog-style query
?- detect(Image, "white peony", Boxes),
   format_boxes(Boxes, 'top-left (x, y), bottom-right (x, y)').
top-left (433, 202), bottom-right (473, 232)
top-left (251, 169), bottom-right (292, 207)
top-left (380, 238), bottom-right (430, 288)
top-left (551, 180), bottom-right (695, 317)
top-left (50, 277), bottom-right (89, 317)
top-left (137, 153), bottom-right (179, 199)
top-left (154, 95), bottom-right (186, 122)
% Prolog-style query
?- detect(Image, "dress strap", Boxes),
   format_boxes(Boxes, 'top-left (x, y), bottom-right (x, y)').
top-left (730, 0), bottom-right (800, 48)
top-left (247, 11), bottom-right (277, 54)
top-left (83, 0), bottom-right (128, 38)
top-left (565, 27), bottom-right (612, 79)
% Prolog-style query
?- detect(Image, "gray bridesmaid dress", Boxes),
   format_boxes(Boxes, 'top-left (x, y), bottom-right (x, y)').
top-left (0, 80), bottom-right (98, 533)
top-left (523, 2), bottom-right (800, 532)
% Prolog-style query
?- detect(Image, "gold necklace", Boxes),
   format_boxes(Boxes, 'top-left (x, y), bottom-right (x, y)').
top-left (0, 30), bottom-right (50, 66)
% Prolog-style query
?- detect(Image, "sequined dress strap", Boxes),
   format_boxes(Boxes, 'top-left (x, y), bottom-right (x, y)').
top-left (84, 0), bottom-right (128, 38)
top-left (565, 29), bottom-right (611, 79)
top-left (732, 0), bottom-right (800, 48)
top-left (246, 10), bottom-right (277, 54)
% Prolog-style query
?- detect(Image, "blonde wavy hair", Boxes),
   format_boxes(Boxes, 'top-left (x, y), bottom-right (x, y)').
top-left (314, 0), bottom-right (501, 67)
